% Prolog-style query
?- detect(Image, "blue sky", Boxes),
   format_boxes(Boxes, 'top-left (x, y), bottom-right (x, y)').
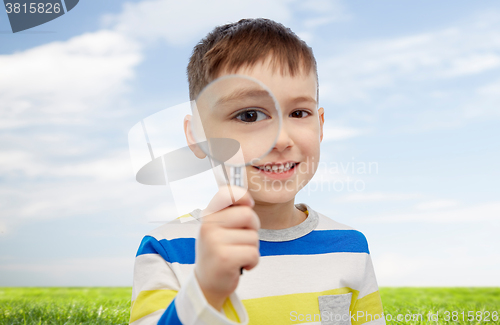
top-left (1, 0), bottom-right (499, 286)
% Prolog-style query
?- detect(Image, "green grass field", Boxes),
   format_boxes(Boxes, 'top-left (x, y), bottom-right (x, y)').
top-left (0, 287), bottom-right (498, 324)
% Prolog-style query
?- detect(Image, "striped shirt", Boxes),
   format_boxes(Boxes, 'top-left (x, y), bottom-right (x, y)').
top-left (129, 203), bottom-right (385, 325)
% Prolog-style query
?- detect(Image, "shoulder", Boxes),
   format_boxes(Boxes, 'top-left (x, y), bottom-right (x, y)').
top-left (312, 209), bottom-right (370, 254)
top-left (315, 210), bottom-right (355, 231)
top-left (145, 209), bottom-right (202, 241)
top-left (135, 210), bottom-right (202, 262)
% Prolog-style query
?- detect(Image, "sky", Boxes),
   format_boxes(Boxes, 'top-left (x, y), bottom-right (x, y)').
top-left (0, 0), bottom-right (499, 287)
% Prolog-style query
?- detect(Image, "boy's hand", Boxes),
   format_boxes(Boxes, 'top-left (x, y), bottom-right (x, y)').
top-left (194, 185), bottom-right (260, 312)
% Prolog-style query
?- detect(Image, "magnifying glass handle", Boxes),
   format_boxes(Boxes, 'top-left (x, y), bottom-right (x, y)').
top-left (228, 166), bottom-right (246, 275)
top-left (229, 166), bottom-right (243, 187)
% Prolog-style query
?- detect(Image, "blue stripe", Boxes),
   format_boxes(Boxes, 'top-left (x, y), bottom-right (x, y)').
top-left (136, 236), bottom-right (159, 256)
top-left (157, 297), bottom-right (182, 325)
top-left (136, 236), bottom-right (195, 264)
top-left (136, 230), bottom-right (368, 264)
top-left (260, 230), bottom-right (369, 256)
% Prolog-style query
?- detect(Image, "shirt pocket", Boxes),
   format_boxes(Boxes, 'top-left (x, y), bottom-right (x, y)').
top-left (318, 292), bottom-right (352, 325)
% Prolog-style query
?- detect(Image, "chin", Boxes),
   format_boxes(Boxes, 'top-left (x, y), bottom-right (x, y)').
top-left (249, 187), bottom-right (298, 204)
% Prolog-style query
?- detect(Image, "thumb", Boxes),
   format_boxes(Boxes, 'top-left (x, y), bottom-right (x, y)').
top-left (202, 185), bottom-right (254, 217)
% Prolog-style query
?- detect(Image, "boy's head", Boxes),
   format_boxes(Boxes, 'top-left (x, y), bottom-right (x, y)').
top-left (187, 18), bottom-right (318, 102)
top-left (185, 18), bottom-right (324, 204)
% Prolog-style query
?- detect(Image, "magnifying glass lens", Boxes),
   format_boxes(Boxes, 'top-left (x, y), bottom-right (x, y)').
top-left (191, 75), bottom-right (281, 168)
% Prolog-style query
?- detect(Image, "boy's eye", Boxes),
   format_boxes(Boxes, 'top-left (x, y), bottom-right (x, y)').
top-left (235, 109), bottom-right (269, 123)
top-left (290, 110), bottom-right (310, 118)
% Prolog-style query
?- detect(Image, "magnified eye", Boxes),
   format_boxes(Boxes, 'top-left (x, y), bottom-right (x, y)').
top-left (291, 110), bottom-right (310, 118)
top-left (235, 109), bottom-right (269, 123)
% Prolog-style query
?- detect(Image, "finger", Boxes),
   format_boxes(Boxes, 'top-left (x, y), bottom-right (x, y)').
top-left (218, 229), bottom-right (260, 247)
top-left (231, 185), bottom-right (254, 207)
top-left (205, 206), bottom-right (260, 231)
top-left (225, 245), bottom-right (260, 272)
top-left (202, 185), bottom-right (254, 217)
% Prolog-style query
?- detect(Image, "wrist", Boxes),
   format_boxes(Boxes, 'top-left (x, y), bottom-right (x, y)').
top-left (201, 288), bottom-right (227, 311)
top-left (194, 270), bottom-right (227, 312)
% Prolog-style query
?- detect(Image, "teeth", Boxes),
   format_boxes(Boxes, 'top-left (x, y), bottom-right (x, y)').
top-left (258, 163), bottom-right (296, 173)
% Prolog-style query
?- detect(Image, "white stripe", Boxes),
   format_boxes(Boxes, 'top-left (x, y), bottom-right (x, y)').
top-left (170, 262), bottom-right (195, 288)
top-left (358, 256), bottom-right (381, 298)
top-left (235, 252), bottom-right (378, 299)
top-left (162, 251), bottom-right (378, 301)
top-left (132, 254), bottom-right (181, 301)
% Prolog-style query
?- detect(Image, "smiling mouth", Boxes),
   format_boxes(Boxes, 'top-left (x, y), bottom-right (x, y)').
top-left (252, 162), bottom-right (299, 173)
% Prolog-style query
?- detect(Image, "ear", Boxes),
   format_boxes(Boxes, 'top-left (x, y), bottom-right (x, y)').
top-left (184, 114), bottom-right (207, 159)
top-left (318, 107), bottom-right (325, 142)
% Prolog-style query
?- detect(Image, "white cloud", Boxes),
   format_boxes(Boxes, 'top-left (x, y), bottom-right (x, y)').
top-left (318, 12), bottom-right (500, 130)
top-left (445, 53), bottom-right (500, 77)
top-left (0, 148), bottom-right (215, 226)
top-left (359, 201), bottom-right (500, 223)
top-left (0, 150), bottom-right (133, 181)
top-left (0, 30), bottom-right (142, 129)
top-left (0, 180), bottom-right (132, 220)
top-left (104, 0), bottom-right (293, 46)
top-left (0, 28), bottom-right (147, 233)
top-left (321, 24), bottom-right (500, 102)
top-left (104, 0), bottom-right (349, 47)
top-left (300, 0), bottom-right (350, 29)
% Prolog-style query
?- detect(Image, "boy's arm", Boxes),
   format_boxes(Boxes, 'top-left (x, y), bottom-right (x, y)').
top-left (350, 248), bottom-right (386, 325)
top-left (129, 235), bottom-right (249, 325)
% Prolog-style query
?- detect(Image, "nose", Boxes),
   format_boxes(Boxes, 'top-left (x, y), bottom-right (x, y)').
top-left (273, 123), bottom-right (294, 152)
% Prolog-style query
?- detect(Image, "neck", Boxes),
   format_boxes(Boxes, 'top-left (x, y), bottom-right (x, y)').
top-left (252, 199), bottom-right (307, 230)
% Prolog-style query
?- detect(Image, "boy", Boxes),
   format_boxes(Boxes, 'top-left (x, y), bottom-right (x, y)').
top-left (130, 18), bottom-right (385, 325)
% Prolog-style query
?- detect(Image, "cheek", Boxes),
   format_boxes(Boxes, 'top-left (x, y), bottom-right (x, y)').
top-left (297, 130), bottom-right (320, 154)
top-left (296, 134), bottom-right (320, 174)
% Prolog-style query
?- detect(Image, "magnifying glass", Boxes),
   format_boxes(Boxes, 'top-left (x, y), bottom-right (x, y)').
top-left (190, 74), bottom-right (282, 192)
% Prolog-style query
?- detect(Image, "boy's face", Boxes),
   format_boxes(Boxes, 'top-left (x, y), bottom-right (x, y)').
top-left (218, 57), bottom-right (324, 204)
top-left (185, 55), bottom-right (324, 204)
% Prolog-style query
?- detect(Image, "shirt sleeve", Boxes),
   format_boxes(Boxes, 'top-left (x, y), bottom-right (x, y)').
top-left (129, 235), bottom-right (249, 325)
top-left (350, 240), bottom-right (386, 325)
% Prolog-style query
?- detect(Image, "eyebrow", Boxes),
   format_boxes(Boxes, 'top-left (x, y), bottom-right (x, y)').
top-left (214, 89), bottom-right (317, 108)
top-left (215, 89), bottom-right (272, 107)
top-left (290, 96), bottom-right (317, 106)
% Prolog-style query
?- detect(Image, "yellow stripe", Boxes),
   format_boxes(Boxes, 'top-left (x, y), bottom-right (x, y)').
top-left (242, 287), bottom-right (358, 324)
top-left (222, 296), bottom-right (241, 323)
top-left (129, 285), bottom-right (383, 325)
top-left (129, 289), bottom-right (177, 323)
top-left (176, 213), bottom-right (192, 219)
top-left (351, 291), bottom-right (384, 325)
